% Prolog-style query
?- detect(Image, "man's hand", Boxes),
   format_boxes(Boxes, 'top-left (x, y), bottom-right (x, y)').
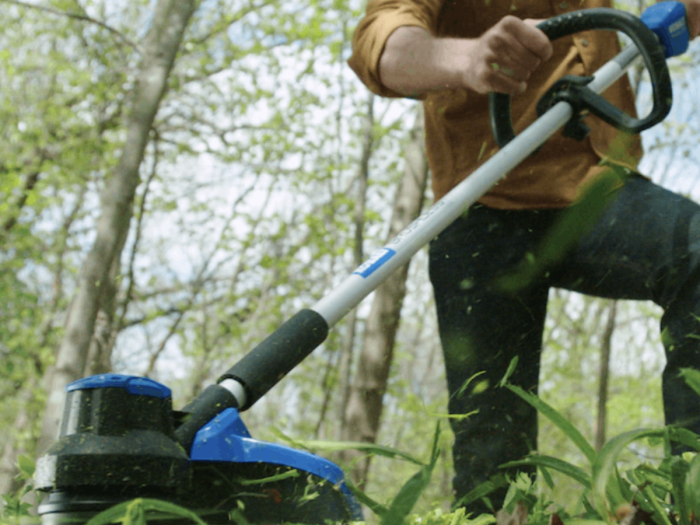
top-left (379, 18), bottom-right (552, 97)
top-left (680, 0), bottom-right (700, 37)
top-left (461, 16), bottom-right (553, 94)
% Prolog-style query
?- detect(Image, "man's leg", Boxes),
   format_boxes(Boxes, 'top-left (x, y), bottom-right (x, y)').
top-left (429, 205), bottom-right (556, 513)
top-left (550, 175), bottom-right (700, 443)
top-left (430, 175), bottom-right (700, 513)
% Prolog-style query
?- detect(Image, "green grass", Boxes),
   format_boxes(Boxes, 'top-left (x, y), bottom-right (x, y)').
top-left (5, 369), bottom-right (700, 525)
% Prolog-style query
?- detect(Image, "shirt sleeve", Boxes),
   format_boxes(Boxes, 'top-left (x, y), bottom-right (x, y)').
top-left (347, 0), bottom-right (445, 98)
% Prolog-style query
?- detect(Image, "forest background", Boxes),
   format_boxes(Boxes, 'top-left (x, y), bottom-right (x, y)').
top-left (1, 0), bottom-right (700, 518)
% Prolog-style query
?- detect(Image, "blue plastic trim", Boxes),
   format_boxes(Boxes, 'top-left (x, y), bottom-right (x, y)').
top-left (190, 408), bottom-right (363, 520)
top-left (642, 1), bottom-right (689, 58)
top-left (191, 408), bottom-right (342, 481)
top-left (338, 483), bottom-right (364, 520)
top-left (66, 374), bottom-right (171, 399)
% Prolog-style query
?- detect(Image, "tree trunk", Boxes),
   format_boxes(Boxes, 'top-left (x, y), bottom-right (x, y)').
top-left (337, 92), bottom-right (374, 439)
top-left (340, 105), bottom-right (428, 486)
top-left (0, 186), bottom-right (85, 492)
top-left (82, 235), bottom-right (127, 377)
top-left (37, 0), bottom-right (198, 455)
top-left (595, 300), bottom-right (617, 451)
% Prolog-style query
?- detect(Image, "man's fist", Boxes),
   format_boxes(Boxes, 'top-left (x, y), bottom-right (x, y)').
top-left (461, 16), bottom-right (553, 95)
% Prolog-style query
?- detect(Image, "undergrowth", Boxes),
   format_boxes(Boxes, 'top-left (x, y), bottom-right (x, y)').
top-left (4, 366), bottom-right (700, 525)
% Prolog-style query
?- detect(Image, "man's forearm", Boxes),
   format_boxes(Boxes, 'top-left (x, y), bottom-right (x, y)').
top-left (379, 26), bottom-right (475, 97)
top-left (378, 19), bottom-right (552, 96)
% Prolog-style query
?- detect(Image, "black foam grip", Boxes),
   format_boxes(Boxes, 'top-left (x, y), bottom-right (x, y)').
top-left (219, 309), bottom-right (329, 410)
top-left (174, 384), bottom-right (239, 453)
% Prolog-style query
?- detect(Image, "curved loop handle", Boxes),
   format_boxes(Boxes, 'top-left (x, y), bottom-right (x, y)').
top-left (489, 8), bottom-right (672, 148)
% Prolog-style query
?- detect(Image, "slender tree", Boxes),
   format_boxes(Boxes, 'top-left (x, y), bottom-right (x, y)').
top-left (38, 0), bottom-right (198, 454)
top-left (340, 105), bottom-right (429, 486)
top-left (336, 92), bottom-right (375, 437)
top-left (595, 300), bottom-right (617, 451)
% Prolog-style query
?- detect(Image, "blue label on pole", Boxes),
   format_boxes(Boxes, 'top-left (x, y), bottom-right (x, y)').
top-left (353, 248), bottom-right (396, 278)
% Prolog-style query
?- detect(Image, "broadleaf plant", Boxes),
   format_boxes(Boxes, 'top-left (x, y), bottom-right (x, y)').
top-left (458, 369), bottom-right (700, 525)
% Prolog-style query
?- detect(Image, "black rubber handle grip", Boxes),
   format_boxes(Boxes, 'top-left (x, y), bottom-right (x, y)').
top-left (175, 384), bottom-right (239, 452)
top-left (489, 8), bottom-right (672, 148)
top-left (219, 309), bottom-right (329, 410)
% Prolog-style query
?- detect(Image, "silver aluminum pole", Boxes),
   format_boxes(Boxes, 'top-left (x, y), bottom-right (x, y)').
top-left (312, 44), bottom-right (641, 327)
top-left (218, 44), bottom-right (642, 405)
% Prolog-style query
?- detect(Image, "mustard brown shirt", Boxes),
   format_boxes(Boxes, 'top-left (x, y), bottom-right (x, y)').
top-left (348, 0), bottom-right (644, 208)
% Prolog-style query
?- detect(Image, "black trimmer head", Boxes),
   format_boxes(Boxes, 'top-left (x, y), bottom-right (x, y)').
top-left (35, 374), bottom-right (361, 524)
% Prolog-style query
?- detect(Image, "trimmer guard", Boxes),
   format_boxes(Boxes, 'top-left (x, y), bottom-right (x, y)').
top-left (190, 408), bottom-right (363, 522)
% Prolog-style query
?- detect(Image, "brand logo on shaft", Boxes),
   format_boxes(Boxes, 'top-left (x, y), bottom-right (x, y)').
top-left (669, 17), bottom-right (686, 34)
top-left (353, 248), bottom-right (397, 278)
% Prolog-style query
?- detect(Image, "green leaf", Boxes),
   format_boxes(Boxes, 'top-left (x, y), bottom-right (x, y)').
top-left (85, 501), bottom-right (133, 525)
top-left (497, 168), bottom-right (626, 291)
top-left (680, 368), bottom-right (700, 398)
top-left (638, 483), bottom-right (673, 525)
top-left (591, 429), bottom-right (664, 518)
top-left (285, 436), bottom-right (425, 466)
top-left (453, 474), bottom-right (508, 510)
top-left (500, 455), bottom-right (591, 489)
top-left (615, 467), bottom-right (634, 502)
top-left (668, 427), bottom-right (700, 451)
top-left (684, 453), bottom-right (700, 518)
top-left (670, 457), bottom-right (691, 525)
top-left (345, 477), bottom-right (389, 518)
top-left (538, 464), bottom-right (555, 490)
top-left (507, 385), bottom-right (596, 463)
top-left (382, 424), bottom-right (441, 525)
top-left (630, 463), bottom-right (672, 492)
top-left (456, 371), bottom-right (486, 398)
top-left (498, 356), bottom-right (518, 388)
top-left (84, 498), bottom-right (208, 525)
top-left (228, 508), bottom-right (252, 525)
top-left (137, 499), bottom-right (208, 524)
top-left (471, 515), bottom-right (498, 525)
top-left (235, 469), bottom-right (300, 486)
top-left (563, 520), bottom-right (609, 525)
top-left (426, 410), bottom-right (479, 421)
top-left (17, 455), bottom-right (35, 478)
top-left (124, 498), bottom-right (146, 525)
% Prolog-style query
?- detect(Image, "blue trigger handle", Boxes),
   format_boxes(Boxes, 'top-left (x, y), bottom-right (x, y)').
top-left (641, 1), bottom-right (690, 57)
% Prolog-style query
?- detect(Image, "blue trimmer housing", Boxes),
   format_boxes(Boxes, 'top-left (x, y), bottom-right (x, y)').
top-left (641, 1), bottom-right (690, 58)
top-left (36, 374), bottom-right (362, 524)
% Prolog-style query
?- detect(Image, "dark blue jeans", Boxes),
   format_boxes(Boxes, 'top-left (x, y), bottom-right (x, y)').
top-left (428, 175), bottom-right (700, 513)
